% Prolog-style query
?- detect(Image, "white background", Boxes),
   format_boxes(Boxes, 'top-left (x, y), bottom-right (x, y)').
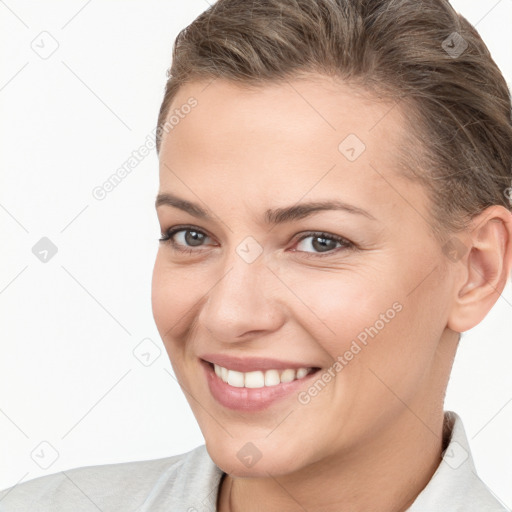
top-left (0, 0), bottom-right (511, 507)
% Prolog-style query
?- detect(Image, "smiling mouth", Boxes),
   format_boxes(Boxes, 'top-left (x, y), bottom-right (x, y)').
top-left (201, 359), bottom-right (323, 412)
top-left (205, 361), bottom-right (321, 389)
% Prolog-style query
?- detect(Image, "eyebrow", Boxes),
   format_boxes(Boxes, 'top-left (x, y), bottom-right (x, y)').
top-left (155, 192), bottom-right (376, 224)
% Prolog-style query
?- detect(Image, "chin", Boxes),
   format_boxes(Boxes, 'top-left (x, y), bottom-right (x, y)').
top-left (205, 437), bottom-right (309, 478)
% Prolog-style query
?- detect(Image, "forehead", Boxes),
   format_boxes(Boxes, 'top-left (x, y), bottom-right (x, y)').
top-left (158, 76), bottom-right (423, 222)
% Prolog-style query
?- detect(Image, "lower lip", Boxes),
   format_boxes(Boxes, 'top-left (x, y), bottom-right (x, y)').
top-left (201, 359), bottom-right (321, 412)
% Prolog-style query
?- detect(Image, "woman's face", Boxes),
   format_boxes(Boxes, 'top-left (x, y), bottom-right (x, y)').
top-left (152, 76), bottom-right (457, 476)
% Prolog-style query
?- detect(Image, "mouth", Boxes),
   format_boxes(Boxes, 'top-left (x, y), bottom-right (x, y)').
top-left (200, 359), bottom-right (322, 412)
top-left (205, 360), bottom-right (321, 387)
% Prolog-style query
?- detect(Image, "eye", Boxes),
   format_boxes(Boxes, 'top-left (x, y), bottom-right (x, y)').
top-left (159, 226), bottom-right (355, 258)
top-left (158, 225), bottom-right (215, 253)
top-left (291, 231), bottom-right (354, 257)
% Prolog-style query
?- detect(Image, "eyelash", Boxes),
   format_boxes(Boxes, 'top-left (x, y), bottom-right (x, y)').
top-left (158, 225), bottom-right (355, 258)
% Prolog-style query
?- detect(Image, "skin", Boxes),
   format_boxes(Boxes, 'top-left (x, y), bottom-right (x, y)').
top-left (151, 75), bottom-right (512, 512)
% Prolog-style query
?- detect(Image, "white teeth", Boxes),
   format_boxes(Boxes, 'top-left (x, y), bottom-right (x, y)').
top-left (245, 370), bottom-right (265, 388)
top-left (296, 368), bottom-right (309, 379)
top-left (264, 369), bottom-right (280, 387)
top-left (213, 364), bottom-right (315, 388)
top-left (227, 370), bottom-right (245, 388)
top-left (280, 369), bottom-right (296, 383)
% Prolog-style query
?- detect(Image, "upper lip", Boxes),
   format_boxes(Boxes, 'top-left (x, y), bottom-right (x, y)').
top-left (200, 353), bottom-right (320, 372)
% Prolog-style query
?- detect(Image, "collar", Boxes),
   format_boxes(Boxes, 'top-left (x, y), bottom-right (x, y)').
top-left (408, 410), bottom-right (508, 511)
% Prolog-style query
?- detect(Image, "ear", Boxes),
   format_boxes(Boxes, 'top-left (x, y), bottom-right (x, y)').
top-left (446, 205), bottom-right (512, 333)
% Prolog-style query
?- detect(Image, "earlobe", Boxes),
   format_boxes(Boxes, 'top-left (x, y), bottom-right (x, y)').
top-left (446, 206), bottom-right (512, 333)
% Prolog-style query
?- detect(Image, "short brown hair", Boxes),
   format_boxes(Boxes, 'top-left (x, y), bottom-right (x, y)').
top-left (155, 0), bottom-right (512, 241)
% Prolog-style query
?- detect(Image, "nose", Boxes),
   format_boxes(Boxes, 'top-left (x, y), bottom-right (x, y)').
top-left (199, 249), bottom-right (285, 341)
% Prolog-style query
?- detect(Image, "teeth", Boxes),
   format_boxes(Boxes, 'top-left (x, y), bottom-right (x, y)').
top-left (245, 370), bottom-right (265, 388)
top-left (264, 369), bottom-right (280, 387)
top-left (296, 368), bottom-right (309, 379)
top-left (213, 364), bottom-right (315, 388)
top-left (280, 369), bottom-right (296, 383)
top-left (227, 370), bottom-right (245, 388)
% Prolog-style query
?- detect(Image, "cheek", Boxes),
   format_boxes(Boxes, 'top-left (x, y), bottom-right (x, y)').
top-left (151, 254), bottom-right (204, 344)
top-left (151, 255), bottom-right (171, 334)
top-left (288, 266), bottom-right (440, 440)
top-left (288, 261), bottom-right (436, 390)
top-left (286, 267), bottom-right (401, 356)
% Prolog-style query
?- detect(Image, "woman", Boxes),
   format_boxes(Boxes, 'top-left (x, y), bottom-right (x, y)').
top-left (2, 0), bottom-right (511, 510)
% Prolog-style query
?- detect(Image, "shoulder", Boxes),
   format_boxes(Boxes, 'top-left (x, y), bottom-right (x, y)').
top-left (0, 444), bottom-right (224, 512)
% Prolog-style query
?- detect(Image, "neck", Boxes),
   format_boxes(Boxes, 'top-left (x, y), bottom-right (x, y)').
top-left (217, 407), bottom-right (446, 512)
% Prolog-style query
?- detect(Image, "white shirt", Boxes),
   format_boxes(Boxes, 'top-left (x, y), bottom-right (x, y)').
top-left (0, 410), bottom-right (509, 511)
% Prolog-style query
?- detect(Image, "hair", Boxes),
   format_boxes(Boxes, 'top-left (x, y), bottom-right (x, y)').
top-left (155, 0), bottom-right (512, 243)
